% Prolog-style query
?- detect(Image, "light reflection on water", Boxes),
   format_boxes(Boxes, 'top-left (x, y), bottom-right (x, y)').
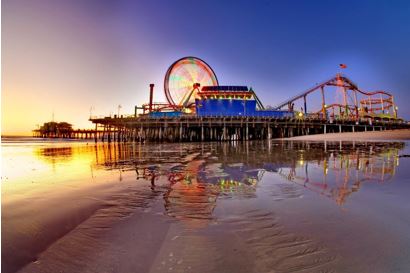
top-left (12, 140), bottom-right (403, 220)
top-left (89, 141), bottom-right (403, 210)
top-left (2, 139), bottom-right (409, 273)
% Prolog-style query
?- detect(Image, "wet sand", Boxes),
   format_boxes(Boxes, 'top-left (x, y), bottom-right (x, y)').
top-left (284, 128), bottom-right (410, 141)
top-left (2, 139), bottom-right (410, 273)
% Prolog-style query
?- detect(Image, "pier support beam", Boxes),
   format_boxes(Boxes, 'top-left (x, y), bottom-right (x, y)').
top-left (94, 124), bottom-right (98, 142)
top-left (87, 115), bottom-right (409, 144)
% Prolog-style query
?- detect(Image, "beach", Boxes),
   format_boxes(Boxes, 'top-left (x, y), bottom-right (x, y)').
top-left (284, 129), bottom-right (410, 141)
top-left (2, 138), bottom-right (410, 273)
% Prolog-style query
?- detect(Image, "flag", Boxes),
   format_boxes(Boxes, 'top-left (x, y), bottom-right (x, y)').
top-left (339, 64), bottom-right (347, 69)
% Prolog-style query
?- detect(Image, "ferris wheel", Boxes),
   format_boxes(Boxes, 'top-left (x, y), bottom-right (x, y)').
top-left (164, 56), bottom-right (218, 108)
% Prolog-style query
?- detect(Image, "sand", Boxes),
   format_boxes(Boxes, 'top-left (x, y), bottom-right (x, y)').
top-left (4, 139), bottom-right (410, 273)
top-left (282, 129), bottom-right (410, 141)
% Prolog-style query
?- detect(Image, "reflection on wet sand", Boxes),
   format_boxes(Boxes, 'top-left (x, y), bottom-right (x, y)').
top-left (86, 140), bottom-right (405, 273)
top-left (277, 142), bottom-right (401, 205)
top-left (4, 140), bottom-right (406, 273)
top-left (93, 141), bottom-right (404, 209)
top-left (37, 146), bottom-right (73, 160)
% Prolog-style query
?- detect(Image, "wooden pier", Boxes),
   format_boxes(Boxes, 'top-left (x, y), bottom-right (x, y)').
top-left (88, 115), bottom-right (409, 143)
top-left (32, 128), bottom-right (104, 140)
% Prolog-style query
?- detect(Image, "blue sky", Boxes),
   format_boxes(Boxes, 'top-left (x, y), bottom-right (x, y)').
top-left (3, 0), bottom-right (410, 134)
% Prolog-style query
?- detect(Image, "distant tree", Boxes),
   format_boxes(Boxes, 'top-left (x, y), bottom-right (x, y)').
top-left (57, 122), bottom-right (73, 136)
top-left (38, 121), bottom-right (73, 137)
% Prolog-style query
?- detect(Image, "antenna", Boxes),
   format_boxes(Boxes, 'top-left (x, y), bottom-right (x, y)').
top-left (89, 106), bottom-right (94, 118)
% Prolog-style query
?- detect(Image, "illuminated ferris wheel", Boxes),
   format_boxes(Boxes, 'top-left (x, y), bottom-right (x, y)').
top-left (164, 56), bottom-right (218, 108)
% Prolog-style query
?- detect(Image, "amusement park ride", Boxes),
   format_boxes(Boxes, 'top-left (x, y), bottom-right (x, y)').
top-left (274, 73), bottom-right (399, 121)
top-left (137, 56), bottom-right (290, 118)
top-left (137, 56), bottom-right (401, 122)
top-left (86, 56), bottom-right (407, 143)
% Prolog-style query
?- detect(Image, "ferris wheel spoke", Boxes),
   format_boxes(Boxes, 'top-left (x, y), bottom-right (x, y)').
top-left (164, 57), bottom-right (218, 107)
top-left (196, 66), bottom-right (208, 83)
top-left (180, 66), bottom-right (196, 85)
top-left (174, 87), bottom-right (190, 102)
top-left (178, 64), bottom-right (195, 80)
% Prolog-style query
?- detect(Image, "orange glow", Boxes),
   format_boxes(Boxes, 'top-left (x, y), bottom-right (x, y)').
top-left (2, 1), bottom-right (161, 136)
top-left (1, 142), bottom-right (127, 205)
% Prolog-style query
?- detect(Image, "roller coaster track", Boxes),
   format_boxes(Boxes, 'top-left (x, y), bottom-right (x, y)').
top-left (274, 74), bottom-right (393, 110)
top-left (273, 74), bottom-right (398, 120)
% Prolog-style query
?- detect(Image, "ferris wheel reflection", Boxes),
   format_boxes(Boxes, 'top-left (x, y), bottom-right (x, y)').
top-left (92, 140), bottom-right (405, 221)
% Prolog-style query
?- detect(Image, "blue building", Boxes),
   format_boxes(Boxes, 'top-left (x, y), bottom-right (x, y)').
top-left (195, 86), bottom-right (293, 118)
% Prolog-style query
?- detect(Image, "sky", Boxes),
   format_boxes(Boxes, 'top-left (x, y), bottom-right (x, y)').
top-left (2, 0), bottom-right (410, 135)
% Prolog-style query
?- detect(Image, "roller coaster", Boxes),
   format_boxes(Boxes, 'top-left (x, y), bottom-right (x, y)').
top-left (274, 74), bottom-right (400, 122)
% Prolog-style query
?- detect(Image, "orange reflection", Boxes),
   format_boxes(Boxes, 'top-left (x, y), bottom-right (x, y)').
top-left (2, 142), bottom-right (105, 205)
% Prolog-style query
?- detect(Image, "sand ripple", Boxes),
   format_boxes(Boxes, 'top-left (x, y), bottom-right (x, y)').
top-left (151, 208), bottom-right (338, 273)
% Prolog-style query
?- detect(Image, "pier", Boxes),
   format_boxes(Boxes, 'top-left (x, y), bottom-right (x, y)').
top-left (34, 57), bottom-right (410, 142)
top-left (32, 128), bottom-right (103, 140)
top-left (87, 57), bottom-right (409, 143)
top-left (89, 115), bottom-right (408, 143)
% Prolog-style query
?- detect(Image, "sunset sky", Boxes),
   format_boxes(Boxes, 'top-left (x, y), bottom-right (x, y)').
top-left (2, 0), bottom-right (410, 135)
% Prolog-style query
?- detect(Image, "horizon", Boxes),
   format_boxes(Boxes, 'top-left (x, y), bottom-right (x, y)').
top-left (3, 0), bottom-right (410, 135)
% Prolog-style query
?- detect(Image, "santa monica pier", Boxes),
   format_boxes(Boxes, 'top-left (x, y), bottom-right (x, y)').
top-left (87, 56), bottom-right (407, 142)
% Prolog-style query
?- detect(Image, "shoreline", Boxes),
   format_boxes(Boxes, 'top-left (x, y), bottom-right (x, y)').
top-left (281, 129), bottom-right (410, 141)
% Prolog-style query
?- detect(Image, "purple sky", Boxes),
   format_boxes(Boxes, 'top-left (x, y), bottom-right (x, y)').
top-left (3, 0), bottom-right (410, 134)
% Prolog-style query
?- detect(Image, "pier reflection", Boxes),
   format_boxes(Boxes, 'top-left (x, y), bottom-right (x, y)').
top-left (92, 140), bottom-right (404, 220)
top-left (277, 142), bottom-right (401, 205)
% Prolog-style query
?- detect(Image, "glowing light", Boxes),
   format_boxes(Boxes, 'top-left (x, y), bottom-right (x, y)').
top-left (298, 112), bottom-right (303, 117)
top-left (165, 57), bottom-right (218, 106)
